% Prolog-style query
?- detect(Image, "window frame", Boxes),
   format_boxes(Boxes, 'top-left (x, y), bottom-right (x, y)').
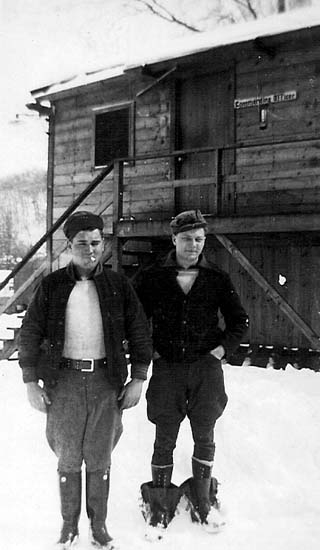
top-left (92, 101), bottom-right (135, 169)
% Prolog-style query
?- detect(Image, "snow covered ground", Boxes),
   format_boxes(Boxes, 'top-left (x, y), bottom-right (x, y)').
top-left (0, 359), bottom-right (319, 550)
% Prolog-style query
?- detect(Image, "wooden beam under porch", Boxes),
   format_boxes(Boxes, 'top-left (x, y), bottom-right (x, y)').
top-left (116, 212), bottom-right (320, 238)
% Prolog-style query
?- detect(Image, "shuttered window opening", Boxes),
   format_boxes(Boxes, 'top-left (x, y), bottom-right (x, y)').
top-left (94, 106), bottom-right (130, 167)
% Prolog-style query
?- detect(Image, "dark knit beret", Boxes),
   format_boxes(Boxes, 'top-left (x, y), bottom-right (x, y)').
top-left (170, 209), bottom-right (207, 235)
top-left (63, 211), bottom-right (104, 240)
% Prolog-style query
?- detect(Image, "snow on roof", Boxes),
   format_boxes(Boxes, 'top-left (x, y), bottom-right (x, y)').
top-left (32, 7), bottom-right (320, 101)
top-left (31, 64), bottom-right (125, 101)
top-left (126, 6), bottom-right (320, 70)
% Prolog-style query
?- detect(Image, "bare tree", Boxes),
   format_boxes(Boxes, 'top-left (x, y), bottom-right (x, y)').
top-left (131, 0), bottom-right (202, 31)
top-left (125, 0), bottom-right (260, 34)
top-left (125, 0), bottom-right (313, 33)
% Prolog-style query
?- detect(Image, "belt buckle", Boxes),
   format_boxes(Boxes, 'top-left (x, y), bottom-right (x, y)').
top-left (81, 358), bottom-right (94, 372)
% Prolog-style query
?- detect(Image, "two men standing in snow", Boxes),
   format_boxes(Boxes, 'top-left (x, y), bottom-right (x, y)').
top-left (18, 211), bottom-right (152, 549)
top-left (135, 209), bottom-right (248, 536)
top-left (19, 208), bottom-right (248, 547)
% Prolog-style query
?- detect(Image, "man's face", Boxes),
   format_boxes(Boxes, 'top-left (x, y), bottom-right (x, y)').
top-left (172, 228), bottom-right (206, 267)
top-left (69, 229), bottom-right (104, 276)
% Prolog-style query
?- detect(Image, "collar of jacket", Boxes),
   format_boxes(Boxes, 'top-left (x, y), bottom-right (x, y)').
top-left (163, 250), bottom-right (211, 270)
top-left (66, 261), bottom-right (103, 281)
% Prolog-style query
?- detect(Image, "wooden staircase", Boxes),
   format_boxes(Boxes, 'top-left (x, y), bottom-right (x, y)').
top-left (0, 312), bottom-right (25, 361)
top-left (1, 155), bottom-right (320, 370)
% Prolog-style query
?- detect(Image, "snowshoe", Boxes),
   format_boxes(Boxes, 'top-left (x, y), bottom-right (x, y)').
top-left (180, 476), bottom-right (225, 533)
top-left (140, 481), bottom-right (181, 540)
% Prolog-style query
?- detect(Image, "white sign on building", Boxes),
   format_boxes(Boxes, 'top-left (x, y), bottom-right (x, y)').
top-left (234, 90), bottom-right (297, 109)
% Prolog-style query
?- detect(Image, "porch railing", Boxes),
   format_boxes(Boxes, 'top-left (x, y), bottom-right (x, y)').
top-left (1, 133), bottom-right (319, 315)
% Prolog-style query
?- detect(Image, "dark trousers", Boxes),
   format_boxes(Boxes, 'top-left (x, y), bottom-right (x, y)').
top-left (147, 354), bottom-right (228, 465)
top-left (46, 368), bottom-right (123, 472)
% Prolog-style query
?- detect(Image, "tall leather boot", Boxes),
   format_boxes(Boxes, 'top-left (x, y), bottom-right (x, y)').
top-left (192, 458), bottom-right (213, 523)
top-left (152, 464), bottom-right (173, 488)
top-left (191, 458), bottom-right (224, 532)
top-left (57, 471), bottom-right (82, 548)
top-left (86, 469), bottom-right (113, 548)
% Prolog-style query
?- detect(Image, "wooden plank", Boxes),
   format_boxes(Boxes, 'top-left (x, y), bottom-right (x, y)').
top-left (236, 142), bottom-right (320, 169)
top-left (54, 191), bottom-right (110, 207)
top-left (124, 176), bottom-right (214, 193)
top-left (55, 126), bottom-right (92, 145)
top-left (47, 109), bottom-right (55, 272)
top-left (53, 160), bottom-right (93, 175)
top-left (120, 210), bottom-right (172, 222)
top-left (225, 167), bottom-right (320, 182)
top-left (214, 234), bottom-right (320, 350)
top-left (233, 176), bottom-right (320, 194)
top-left (116, 213), bottom-right (320, 239)
top-left (235, 190), bottom-right (320, 214)
top-left (55, 115), bottom-right (92, 134)
top-left (55, 137), bottom-right (92, 157)
top-left (123, 199), bottom-right (171, 214)
top-left (236, 46), bottom-right (320, 76)
top-left (123, 187), bottom-right (172, 203)
top-left (113, 161), bottom-right (124, 225)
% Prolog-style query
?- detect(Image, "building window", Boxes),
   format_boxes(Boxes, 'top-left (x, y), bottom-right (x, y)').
top-left (93, 103), bottom-right (134, 168)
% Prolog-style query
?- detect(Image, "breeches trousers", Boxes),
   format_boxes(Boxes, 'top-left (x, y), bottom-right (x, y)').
top-left (46, 368), bottom-right (123, 472)
top-left (147, 354), bottom-right (228, 464)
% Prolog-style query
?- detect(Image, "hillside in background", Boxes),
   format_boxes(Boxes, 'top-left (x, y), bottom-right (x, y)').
top-left (0, 169), bottom-right (46, 267)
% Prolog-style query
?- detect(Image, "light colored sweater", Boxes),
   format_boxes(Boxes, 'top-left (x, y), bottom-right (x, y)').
top-left (62, 279), bottom-right (106, 359)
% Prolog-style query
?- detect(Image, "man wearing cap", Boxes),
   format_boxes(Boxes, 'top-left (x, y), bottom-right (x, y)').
top-left (19, 211), bottom-right (152, 549)
top-left (135, 209), bottom-right (248, 537)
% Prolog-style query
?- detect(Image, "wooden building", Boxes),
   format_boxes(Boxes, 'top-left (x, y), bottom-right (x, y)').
top-left (13, 9), bottom-right (320, 367)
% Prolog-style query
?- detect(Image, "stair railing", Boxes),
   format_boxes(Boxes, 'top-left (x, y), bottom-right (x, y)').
top-left (0, 162), bottom-right (114, 313)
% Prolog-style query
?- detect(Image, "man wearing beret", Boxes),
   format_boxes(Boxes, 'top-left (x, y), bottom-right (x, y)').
top-left (19, 211), bottom-right (152, 549)
top-left (135, 209), bottom-right (248, 538)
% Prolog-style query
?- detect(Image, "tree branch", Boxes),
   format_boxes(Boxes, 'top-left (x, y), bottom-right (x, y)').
top-left (134, 0), bottom-right (202, 32)
top-left (235, 0), bottom-right (258, 19)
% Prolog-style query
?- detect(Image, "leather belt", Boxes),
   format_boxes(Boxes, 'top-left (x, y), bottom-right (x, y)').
top-left (61, 358), bottom-right (107, 372)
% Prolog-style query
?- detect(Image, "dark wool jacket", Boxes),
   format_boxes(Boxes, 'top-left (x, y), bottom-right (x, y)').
top-left (19, 263), bottom-right (152, 387)
top-left (135, 251), bottom-right (249, 363)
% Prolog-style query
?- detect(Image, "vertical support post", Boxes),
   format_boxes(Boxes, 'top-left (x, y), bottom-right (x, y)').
top-left (213, 148), bottom-right (223, 216)
top-left (169, 76), bottom-right (177, 216)
top-left (112, 161), bottom-right (124, 272)
top-left (231, 60), bottom-right (237, 215)
top-left (46, 107), bottom-right (55, 273)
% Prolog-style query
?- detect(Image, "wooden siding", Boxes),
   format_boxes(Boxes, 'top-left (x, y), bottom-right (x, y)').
top-left (206, 233), bottom-right (320, 349)
top-left (232, 40), bottom-right (320, 217)
top-left (51, 75), bottom-right (172, 237)
top-left (48, 26), bottom-right (320, 350)
top-left (51, 31), bottom-right (320, 229)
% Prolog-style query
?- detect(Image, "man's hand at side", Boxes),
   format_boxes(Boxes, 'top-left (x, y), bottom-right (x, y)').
top-left (26, 381), bottom-right (51, 413)
top-left (210, 345), bottom-right (225, 360)
top-left (118, 378), bottom-right (144, 410)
